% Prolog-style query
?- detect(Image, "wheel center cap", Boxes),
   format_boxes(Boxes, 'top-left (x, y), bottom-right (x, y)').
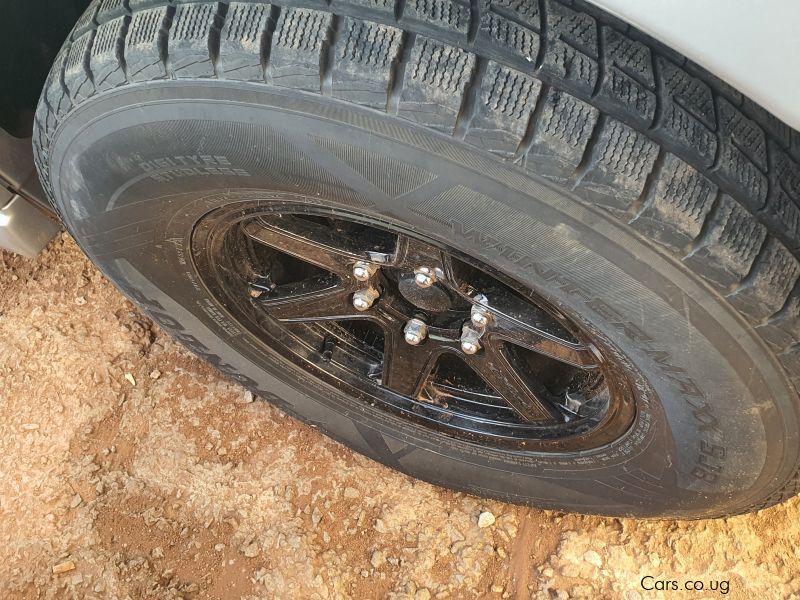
top-left (397, 273), bottom-right (452, 313)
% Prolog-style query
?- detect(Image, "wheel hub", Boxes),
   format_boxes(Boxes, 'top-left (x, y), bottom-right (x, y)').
top-left (397, 272), bottom-right (453, 313)
top-left (191, 203), bottom-right (636, 450)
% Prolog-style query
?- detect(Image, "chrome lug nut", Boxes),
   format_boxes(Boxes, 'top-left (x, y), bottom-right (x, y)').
top-left (460, 323), bottom-right (484, 355)
top-left (352, 287), bottom-right (380, 311)
top-left (470, 293), bottom-right (491, 327)
top-left (413, 266), bottom-right (436, 288)
top-left (403, 318), bottom-right (428, 346)
top-left (461, 340), bottom-right (481, 355)
top-left (470, 306), bottom-right (491, 327)
top-left (352, 261), bottom-right (376, 282)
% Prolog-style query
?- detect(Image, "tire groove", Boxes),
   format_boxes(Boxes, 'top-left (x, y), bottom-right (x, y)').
top-left (386, 30), bottom-right (415, 114)
top-left (159, 4), bottom-right (177, 78)
top-left (320, 13), bottom-right (342, 95)
top-left (626, 146), bottom-right (666, 220)
top-left (570, 112), bottom-right (607, 187)
top-left (262, 6), bottom-right (282, 83)
top-left (535, 0), bottom-right (548, 70)
top-left (683, 188), bottom-right (723, 258)
top-left (209, 2), bottom-right (230, 78)
top-left (513, 81), bottom-right (549, 163)
top-left (454, 56), bottom-right (488, 140)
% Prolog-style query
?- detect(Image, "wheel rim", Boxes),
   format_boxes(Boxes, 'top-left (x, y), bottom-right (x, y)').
top-left (191, 201), bottom-right (637, 451)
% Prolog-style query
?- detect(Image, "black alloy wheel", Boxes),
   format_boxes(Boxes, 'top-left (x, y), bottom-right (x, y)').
top-left (192, 204), bottom-right (635, 450)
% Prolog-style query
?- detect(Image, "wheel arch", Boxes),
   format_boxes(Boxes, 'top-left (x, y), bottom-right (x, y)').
top-left (586, 0), bottom-right (800, 131)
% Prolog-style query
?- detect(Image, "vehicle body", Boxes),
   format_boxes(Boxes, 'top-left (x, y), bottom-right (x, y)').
top-left (3, 0), bottom-right (800, 518)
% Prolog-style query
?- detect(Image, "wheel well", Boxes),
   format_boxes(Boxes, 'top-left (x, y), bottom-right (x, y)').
top-left (0, 0), bottom-right (91, 138)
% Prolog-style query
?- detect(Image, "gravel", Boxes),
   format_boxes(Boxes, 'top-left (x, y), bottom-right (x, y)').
top-left (478, 512), bottom-right (497, 529)
top-left (1, 233), bottom-right (800, 599)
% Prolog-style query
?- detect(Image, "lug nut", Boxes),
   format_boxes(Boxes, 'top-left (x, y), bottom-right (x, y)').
top-left (352, 261), bottom-right (376, 282)
top-left (414, 266), bottom-right (436, 288)
top-left (470, 307), bottom-right (491, 327)
top-left (403, 318), bottom-right (428, 346)
top-left (470, 293), bottom-right (491, 327)
top-left (352, 287), bottom-right (379, 311)
top-left (461, 340), bottom-right (481, 355)
top-left (460, 322), bottom-right (484, 355)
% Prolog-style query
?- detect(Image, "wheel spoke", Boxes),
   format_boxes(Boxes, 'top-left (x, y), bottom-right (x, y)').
top-left (243, 216), bottom-right (365, 277)
top-left (491, 311), bottom-right (599, 368)
top-left (258, 278), bottom-right (366, 322)
top-left (455, 283), bottom-right (598, 368)
top-left (381, 327), bottom-right (444, 398)
top-left (465, 342), bottom-right (558, 422)
top-left (393, 234), bottom-right (447, 271)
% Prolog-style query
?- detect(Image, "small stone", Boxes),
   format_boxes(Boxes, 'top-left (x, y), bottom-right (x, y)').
top-left (497, 547), bottom-right (507, 558)
top-left (151, 547), bottom-right (164, 559)
top-left (21, 423), bottom-right (39, 431)
top-left (370, 550), bottom-right (387, 569)
top-left (415, 589), bottom-right (432, 600)
top-left (374, 518), bottom-right (388, 533)
top-left (124, 373), bottom-right (136, 386)
top-left (243, 390), bottom-right (254, 403)
top-left (583, 550), bottom-right (603, 567)
top-left (322, 532), bottom-right (331, 544)
top-left (74, 296), bottom-right (87, 306)
top-left (491, 585), bottom-right (504, 594)
top-left (343, 487), bottom-right (359, 499)
top-left (243, 542), bottom-right (259, 558)
top-left (214, 544), bottom-right (225, 552)
top-left (69, 494), bottom-right (82, 509)
top-left (149, 369), bottom-right (162, 380)
top-left (217, 447), bottom-right (227, 456)
top-left (478, 511), bottom-right (496, 529)
top-left (52, 561), bottom-right (76, 574)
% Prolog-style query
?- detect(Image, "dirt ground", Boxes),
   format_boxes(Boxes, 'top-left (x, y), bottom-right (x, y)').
top-left (2, 233), bottom-right (800, 600)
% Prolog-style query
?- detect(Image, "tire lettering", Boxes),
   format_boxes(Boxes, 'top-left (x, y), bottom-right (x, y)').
top-left (449, 219), bottom-right (727, 484)
top-left (118, 281), bottom-right (267, 393)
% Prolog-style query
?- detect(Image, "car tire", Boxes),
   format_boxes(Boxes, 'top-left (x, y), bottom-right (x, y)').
top-left (33, 0), bottom-right (800, 518)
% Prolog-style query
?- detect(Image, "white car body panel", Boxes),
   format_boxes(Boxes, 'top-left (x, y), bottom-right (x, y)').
top-left (586, 0), bottom-right (800, 131)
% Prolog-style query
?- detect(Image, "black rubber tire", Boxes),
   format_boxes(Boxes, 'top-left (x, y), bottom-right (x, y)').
top-left (33, 0), bottom-right (800, 518)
